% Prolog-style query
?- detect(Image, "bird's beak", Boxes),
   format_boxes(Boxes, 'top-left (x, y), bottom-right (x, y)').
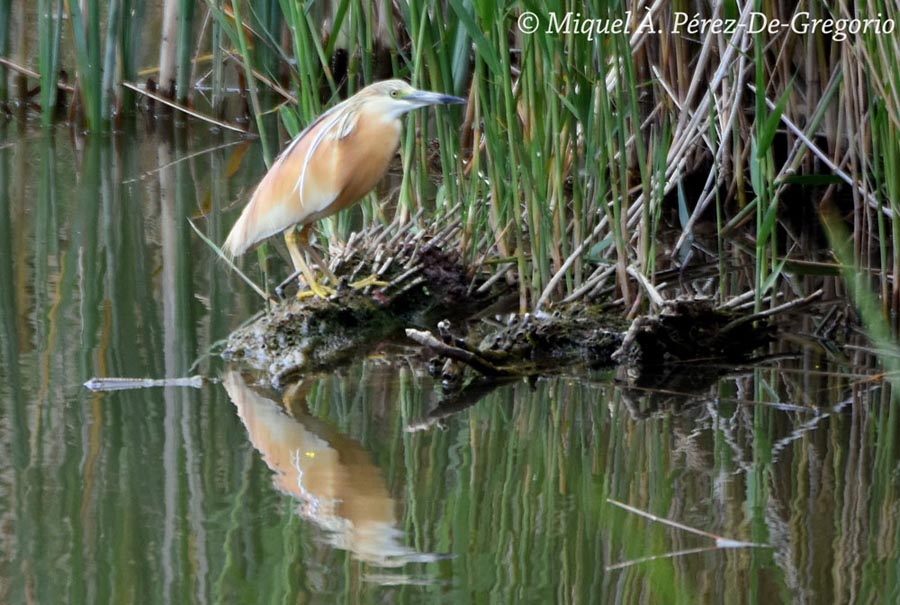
top-left (406, 90), bottom-right (467, 107)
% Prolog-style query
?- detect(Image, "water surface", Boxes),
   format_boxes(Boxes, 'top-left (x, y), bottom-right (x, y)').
top-left (0, 126), bottom-right (897, 603)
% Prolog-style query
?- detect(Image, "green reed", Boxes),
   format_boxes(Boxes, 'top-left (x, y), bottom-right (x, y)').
top-left (101, 0), bottom-right (121, 121)
top-left (822, 204), bottom-right (900, 396)
top-left (209, 0), bottom-right (224, 116)
top-left (119, 0), bottom-right (139, 107)
top-left (37, 0), bottom-right (62, 125)
top-left (219, 0), bottom-right (273, 164)
top-left (67, 0), bottom-right (101, 129)
top-left (0, 0), bottom-right (11, 105)
top-left (175, 0), bottom-right (195, 103)
top-left (5, 0), bottom-right (900, 315)
top-left (862, 0), bottom-right (900, 319)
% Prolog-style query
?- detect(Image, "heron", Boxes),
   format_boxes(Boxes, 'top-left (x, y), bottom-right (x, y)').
top-left (223, 79), bottom-right (466, 298)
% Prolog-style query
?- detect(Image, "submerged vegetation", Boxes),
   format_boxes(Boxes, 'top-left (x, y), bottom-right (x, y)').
top-left (2, 2), bottom-right (900, 344)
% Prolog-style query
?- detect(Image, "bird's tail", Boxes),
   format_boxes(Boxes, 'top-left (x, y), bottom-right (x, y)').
top-left (222, 213), bottom-right (249, 259)
top-left (224, 198), bottom-right (269, 259)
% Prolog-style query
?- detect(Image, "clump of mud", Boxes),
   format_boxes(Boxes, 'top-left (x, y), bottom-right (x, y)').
top-left (224, 217), bottom-right (810, 390)
top-left (223, 220), bottom-right (496, 387)
top-left (408, 297), bottom-right (779, 387)
top-left (476, 307), bottom-right (629, 368)
top-left (611, 297), bottom-right (774, 366)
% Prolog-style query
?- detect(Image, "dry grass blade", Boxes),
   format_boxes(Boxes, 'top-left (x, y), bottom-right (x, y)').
top-left (123, 81), bottom-right (250, 134)
top-left (187, 218), bottom-right (274, 303)
top-left (0, 57), bottom-right (76, 92)
top-left (749, 84), bottom-right (889, 218)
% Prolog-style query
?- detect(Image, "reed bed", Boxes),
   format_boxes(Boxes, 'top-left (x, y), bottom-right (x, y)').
top-left (1, 0), bottom-right (898, 322)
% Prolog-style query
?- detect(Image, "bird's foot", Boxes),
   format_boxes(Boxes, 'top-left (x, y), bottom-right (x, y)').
top-left (286, 273), bottom-right (386, 300)
top-left (347, 274), bottom-right (389, 290)
top-left (296, 280), bottom-right (337, 300)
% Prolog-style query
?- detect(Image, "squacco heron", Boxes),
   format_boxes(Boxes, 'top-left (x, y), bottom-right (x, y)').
top-left (223, 79), bottom-right (466, 297)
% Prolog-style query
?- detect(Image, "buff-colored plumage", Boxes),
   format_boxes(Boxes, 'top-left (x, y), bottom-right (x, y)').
top-left (223, 80), bottom-right (466, 286)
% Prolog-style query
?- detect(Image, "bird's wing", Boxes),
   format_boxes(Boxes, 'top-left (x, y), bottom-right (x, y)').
top-left (223, 108), bottom-right (352, 257)
top-left (324, 109), bottom-right (403, 217)
top-left (294, 109), bottom-right (355, 202)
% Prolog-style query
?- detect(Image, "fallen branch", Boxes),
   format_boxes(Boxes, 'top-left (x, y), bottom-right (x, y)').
top-left (84, 375), bottom-right (205, 391)
top-left (405, 329), bottom-right (513, 377)
top-left (720, 288), bottom-right (823, 335)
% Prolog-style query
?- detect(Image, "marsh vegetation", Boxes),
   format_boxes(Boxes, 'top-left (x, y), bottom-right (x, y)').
top-left (2, 2), bottom-right (898, 319)
top-left (2, 1), bottom-right (900, 602)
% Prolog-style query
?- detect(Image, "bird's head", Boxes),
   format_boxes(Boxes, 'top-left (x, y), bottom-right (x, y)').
top-left (357, 80), bottom-right (467, 119)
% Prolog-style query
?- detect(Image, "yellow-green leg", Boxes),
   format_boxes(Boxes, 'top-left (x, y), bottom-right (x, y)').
top-left (284, 226), bottom-right (335, 299)
top-left (284, 226), bottom-right (387, 296)
top-left (302, 238), bottom-right (339, 285)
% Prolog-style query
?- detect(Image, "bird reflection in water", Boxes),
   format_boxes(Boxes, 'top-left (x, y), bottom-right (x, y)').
top-left (222, 371), bottom-right (437, 575)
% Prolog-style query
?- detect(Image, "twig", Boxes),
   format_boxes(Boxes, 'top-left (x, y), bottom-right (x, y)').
top-left (221, 49), bottom-right (297, 104)
top-left (750, 83), bottom-right (890, 218)
top-left (605, 498), bottom-right (768, 571)
top-left (84, 375), bottom-right (205, 391)
top-left (626, 265), bottom-right (664, 307)
top-left (122, 139), bottom-right (247, 184)
top-left (476, 261), bottom-right (515, 294)
top-left (561, 264), bottom-right (615, 304)
top-left (384, 264), bottom-right (422, 290)
top-left (720, 289), bottom-right (823, 334)
top-left (405, 329), bottom-right (513, 376)
top-left (608, 498), bottom-right (767, 547)
top-left (386, 275), bottom-right (425, 298)
top-left (606, 546), bottom-right (724, 571)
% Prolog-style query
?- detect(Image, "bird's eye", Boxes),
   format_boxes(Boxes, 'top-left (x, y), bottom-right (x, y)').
top-left (390, 90), bottom-right (398, 98)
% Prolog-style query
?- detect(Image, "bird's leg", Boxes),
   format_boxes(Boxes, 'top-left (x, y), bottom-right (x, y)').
top-left (284, 227), bottom-right (335, 299)
top-left (301, 238), bottom-right (339, 285)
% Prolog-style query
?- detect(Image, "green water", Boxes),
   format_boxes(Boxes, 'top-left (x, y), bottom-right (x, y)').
top-left (1, 127), bottom-right (898, 604)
